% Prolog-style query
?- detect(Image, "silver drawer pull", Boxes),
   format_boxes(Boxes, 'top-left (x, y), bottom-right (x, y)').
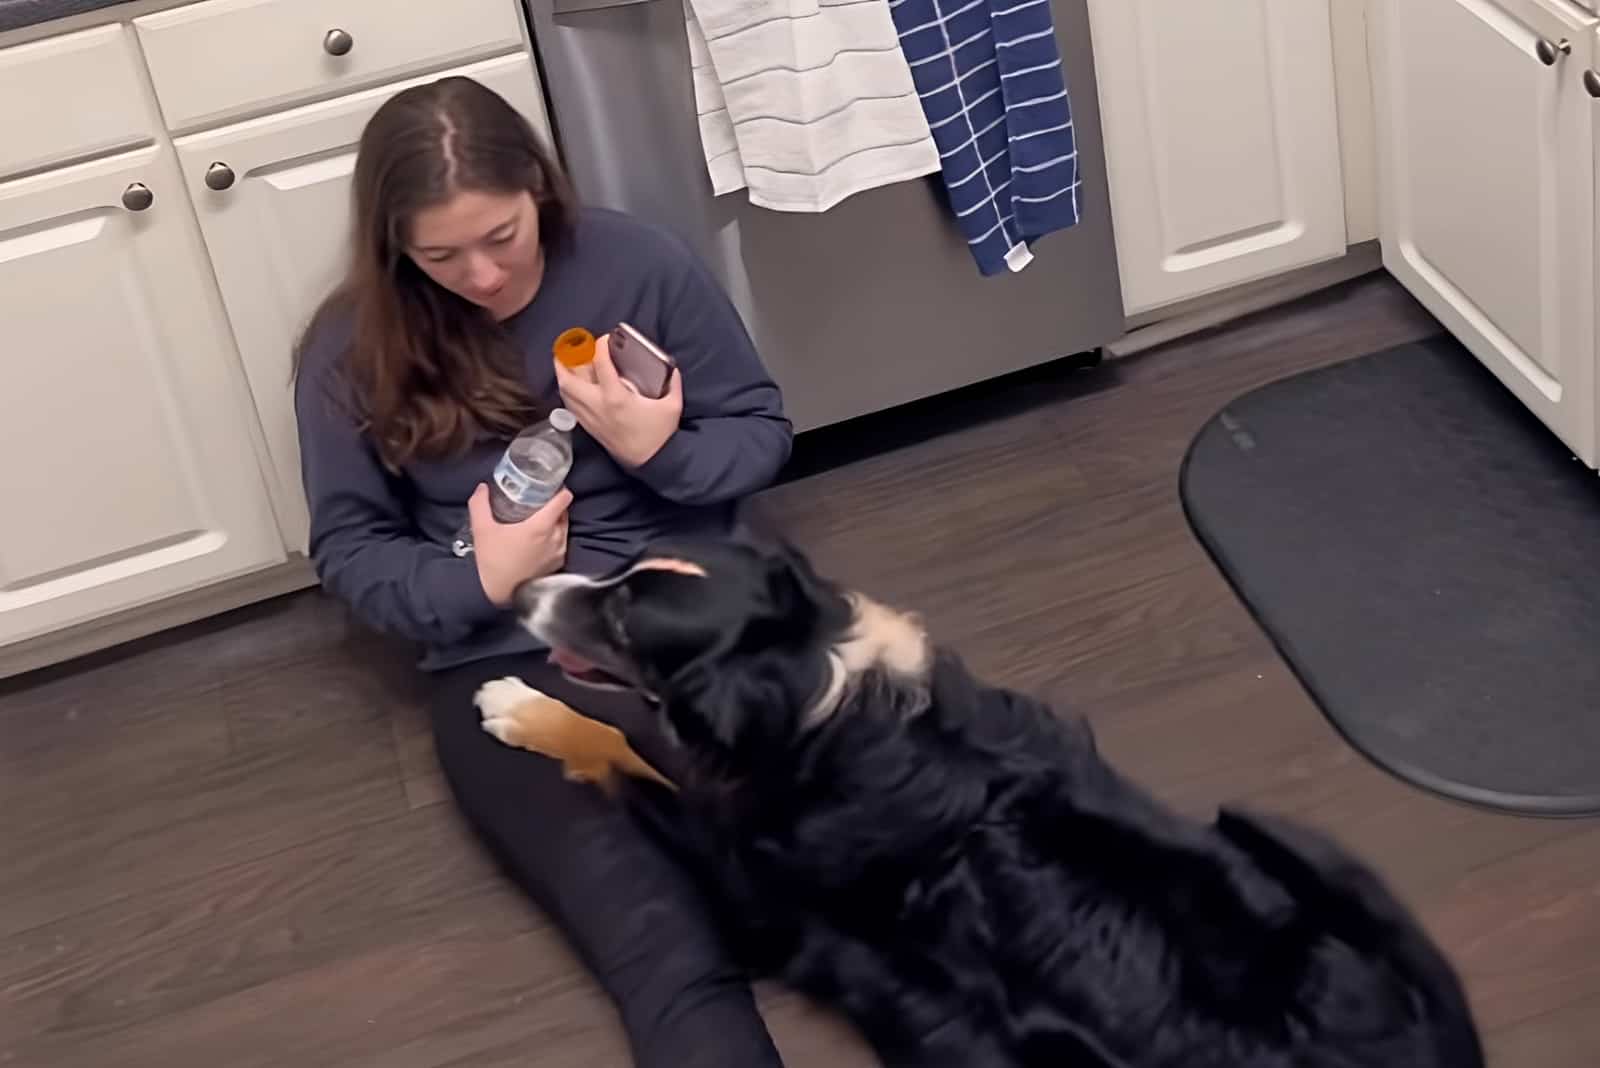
top-left (121, 183), bottom-right (154, 212)
top-left (323, 28), bottom-right (354, 56)
top-left (1535, 37), bottom-right (1571, 66)
top-left (205, 162), bottom-right (236, 191)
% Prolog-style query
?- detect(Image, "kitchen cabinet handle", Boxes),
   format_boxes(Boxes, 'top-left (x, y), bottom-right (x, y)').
top-left (121, 183), bottom-right (154, 212)
top-left (204, 162), bottom-right (236, 191)
top-left (1585, 69), bottom-right (1600, 98)
top-left (323, 28), bottom-right (354, 56)
top-left (1536, 37), bottom-right (1572, 66)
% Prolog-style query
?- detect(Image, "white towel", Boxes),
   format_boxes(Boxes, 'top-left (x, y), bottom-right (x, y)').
top-left (685, 0), bottom-right (941, 213)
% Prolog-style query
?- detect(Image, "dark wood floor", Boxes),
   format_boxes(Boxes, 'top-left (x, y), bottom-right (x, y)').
top-left (5, 273), bottom-right (1597, 1067)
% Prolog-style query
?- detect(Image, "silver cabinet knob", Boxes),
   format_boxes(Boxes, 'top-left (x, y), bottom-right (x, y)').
top-left (1536, 37), bottom-right (1572, 65)
top-left (205, 162), bottom-right (236, 191)
top-left (1585, 69), bottom-right (1600, 98)
top-left (121, 183), bottom-right (153, 212)
top-left (323, 28), bottom-right (353, 56)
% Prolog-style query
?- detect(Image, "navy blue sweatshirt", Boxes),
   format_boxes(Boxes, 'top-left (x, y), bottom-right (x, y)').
top-left (294, 208), bottom-right (793, 670)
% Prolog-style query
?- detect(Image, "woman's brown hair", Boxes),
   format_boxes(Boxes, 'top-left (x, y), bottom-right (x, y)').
top-left (296, 76), bottom-right (577, 468)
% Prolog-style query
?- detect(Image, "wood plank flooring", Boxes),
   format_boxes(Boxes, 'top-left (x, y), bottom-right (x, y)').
top-left (4, 274), bottom-right (1596, 1066)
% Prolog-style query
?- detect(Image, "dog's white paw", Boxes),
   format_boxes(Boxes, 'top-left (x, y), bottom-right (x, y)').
top-left (474, 676), bottom-right (546, 746)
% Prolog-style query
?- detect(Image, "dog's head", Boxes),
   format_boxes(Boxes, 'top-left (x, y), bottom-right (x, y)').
top-left (512, 536), bottom-right (921, 766)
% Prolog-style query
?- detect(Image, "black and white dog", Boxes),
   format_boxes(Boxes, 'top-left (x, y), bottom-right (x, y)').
top-left (479, 536), bottom-right (1484, 1067)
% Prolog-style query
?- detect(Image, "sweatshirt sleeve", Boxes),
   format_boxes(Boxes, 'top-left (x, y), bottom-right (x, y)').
top-left (629, 238), bottom-right (794, 505)
top-left (294, 332), bottom-right (504, 645)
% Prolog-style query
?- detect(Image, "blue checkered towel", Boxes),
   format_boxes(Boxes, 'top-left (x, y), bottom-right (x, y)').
top-left (890, 0), bottom-right (1082, 275)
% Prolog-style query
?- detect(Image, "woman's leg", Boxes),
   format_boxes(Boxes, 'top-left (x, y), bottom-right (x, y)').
top-left (429, 654), bottom-right (783, 1068)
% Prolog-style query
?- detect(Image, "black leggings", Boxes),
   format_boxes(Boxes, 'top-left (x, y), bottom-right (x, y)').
top-left (429, 653), bottom-right (784, 1068)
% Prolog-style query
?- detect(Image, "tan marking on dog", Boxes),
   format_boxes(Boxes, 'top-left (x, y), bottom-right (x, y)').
top-left (836, 593), bottom-right (930, 679)
top-left (476, 677), bottom-right (675, 793)
top-left (632, 558), bottom-right (707, 578)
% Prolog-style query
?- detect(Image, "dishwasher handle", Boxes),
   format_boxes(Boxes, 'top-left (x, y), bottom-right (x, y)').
top-left (553, 0), bottom-right (661, 13)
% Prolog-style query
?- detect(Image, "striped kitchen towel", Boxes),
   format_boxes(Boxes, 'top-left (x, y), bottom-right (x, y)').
top-left (890, 0), bottom-right (1082, 274)
top-left (685, 0), bottom-right (941, 212)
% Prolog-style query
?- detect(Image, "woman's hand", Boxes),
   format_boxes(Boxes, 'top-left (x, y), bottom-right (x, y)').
top-left (469, 484), bottom-right (572, 607)
top-left (555, 334), bottom-right (683, 469)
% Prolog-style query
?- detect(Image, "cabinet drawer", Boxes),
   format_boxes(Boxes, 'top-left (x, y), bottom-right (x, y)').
top-left (134, 0), bottom-right (526, 132)
top-left (0, 25), bottom-right (154, 181)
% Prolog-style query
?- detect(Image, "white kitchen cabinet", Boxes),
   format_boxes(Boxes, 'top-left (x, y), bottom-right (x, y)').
top-left (1086, 0), bottom-right (1348, 315)
top-left (1374, 0), bottom-right (1598, 467)
top-left (175, 53), bottom-right (553, 551)
top-left (0, 145), bottom-right (285, 646)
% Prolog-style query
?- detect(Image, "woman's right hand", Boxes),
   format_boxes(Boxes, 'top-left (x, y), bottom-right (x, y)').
top-left (469, 484), bottom-right (572, 607)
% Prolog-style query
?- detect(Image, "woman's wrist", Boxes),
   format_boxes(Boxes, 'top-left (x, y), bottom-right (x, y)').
top-left (616, 427), bottom-right (676, 470)
top-left (477, 562), bottom-right (514, 609)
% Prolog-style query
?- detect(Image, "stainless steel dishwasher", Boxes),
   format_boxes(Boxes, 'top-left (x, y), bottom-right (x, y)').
top-left (520, 0), bottom-right (1125, 430)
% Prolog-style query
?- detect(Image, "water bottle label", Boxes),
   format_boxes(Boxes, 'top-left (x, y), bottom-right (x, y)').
top-left (488, 426), bottom-right (571, 523)
top-left (492, 449), bottom-right (564, 519)
top-left (494, 457), bottom-right (540, 502)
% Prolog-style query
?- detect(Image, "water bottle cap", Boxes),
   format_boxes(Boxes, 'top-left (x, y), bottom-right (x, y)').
top-left (549, 407), bottom-right (578, 433)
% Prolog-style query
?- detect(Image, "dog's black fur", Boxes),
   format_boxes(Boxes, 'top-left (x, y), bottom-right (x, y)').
top-left (515, 536), bottom-right (1485, 1067)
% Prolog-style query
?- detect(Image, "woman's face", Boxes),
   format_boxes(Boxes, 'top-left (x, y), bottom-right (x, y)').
top-left (406, 188), bottom-right (544, 321)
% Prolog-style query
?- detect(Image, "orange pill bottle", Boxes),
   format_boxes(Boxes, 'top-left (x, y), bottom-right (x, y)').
top-left (554, 327), bottom-right (597, 369)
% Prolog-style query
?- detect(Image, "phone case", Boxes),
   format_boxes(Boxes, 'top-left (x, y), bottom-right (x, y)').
top-left (610, 323), bottom-right (676, 399)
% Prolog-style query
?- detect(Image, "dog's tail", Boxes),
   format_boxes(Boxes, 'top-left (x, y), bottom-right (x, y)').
top-left (1216, 806), bottom-right (1485, 1068)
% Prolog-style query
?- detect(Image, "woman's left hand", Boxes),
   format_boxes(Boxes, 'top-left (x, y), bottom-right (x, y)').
top-left (554, 333), bottom-right (683, 469)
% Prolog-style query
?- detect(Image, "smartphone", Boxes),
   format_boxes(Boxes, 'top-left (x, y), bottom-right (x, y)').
top-left (609, 322), bottom-right (677, 399)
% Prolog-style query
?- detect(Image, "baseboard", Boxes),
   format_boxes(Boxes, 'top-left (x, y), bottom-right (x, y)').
top-left (1108, 242), bottom-right (1384, 359)
top-left (0, 558), bottom-right (319, 680)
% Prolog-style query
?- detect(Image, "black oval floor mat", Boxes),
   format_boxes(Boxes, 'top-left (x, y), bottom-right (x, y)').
top-left (1180, 335), bottom-right (1600, 817)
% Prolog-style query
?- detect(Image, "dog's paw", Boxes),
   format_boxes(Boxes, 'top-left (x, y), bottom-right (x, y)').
top-left (475, 676), bottom-right (547, 747)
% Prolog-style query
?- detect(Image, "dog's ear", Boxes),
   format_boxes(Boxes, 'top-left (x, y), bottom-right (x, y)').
top-left (758, 540), bottom-right (853, 639)
top-left (660, 546), bottom-right (840, 762)
top-left (665, 646), bottom-right (827, 764)
top-left (645, 536), bottom-right (850, 768)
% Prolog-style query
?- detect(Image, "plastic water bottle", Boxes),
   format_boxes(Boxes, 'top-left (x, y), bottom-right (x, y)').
top-left (451, 408), bottom-right (578, 557)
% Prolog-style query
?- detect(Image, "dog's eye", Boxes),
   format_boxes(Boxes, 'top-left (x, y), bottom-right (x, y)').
top-left (601, 588), bottom-right (631, 646)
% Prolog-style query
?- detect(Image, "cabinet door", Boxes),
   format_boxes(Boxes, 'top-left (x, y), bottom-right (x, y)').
top-left (0, 147), bottom-right (284, 646)
top-left (1376, 0), bottom-right (1597, 466)
top-left (176, 53), bottom-right (553, 552)
top-left (1086, 0), bottom-right (1347, 315)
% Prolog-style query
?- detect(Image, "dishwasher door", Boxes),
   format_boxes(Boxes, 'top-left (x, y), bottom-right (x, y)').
top-left (521, 0), bottom-right (1125, 430)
